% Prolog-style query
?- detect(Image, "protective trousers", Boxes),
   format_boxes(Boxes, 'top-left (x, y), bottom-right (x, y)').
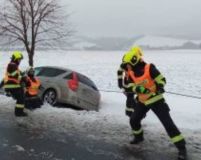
top-left (5, 87), bottom-right (25, 116)
top-left (126, 93), bottom-right (136, 117)
top-left (130, 100), bottom-right (186, 150)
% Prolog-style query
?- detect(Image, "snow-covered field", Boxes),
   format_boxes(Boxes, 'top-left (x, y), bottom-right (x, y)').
top-left (135, 35), bottom-right (201, 48)
top-left (0, 50), bottom-right (201, 159)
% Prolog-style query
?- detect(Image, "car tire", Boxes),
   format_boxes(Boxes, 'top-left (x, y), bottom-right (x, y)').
top-left (43, 89), bottom-right (57, 106)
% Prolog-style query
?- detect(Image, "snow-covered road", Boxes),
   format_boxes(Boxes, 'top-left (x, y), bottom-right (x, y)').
top-left (0, 91), bottom-right (201, 160)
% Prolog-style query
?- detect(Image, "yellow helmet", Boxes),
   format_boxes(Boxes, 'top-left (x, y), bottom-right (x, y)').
top-left (122, 46), bottom-right (143, 66)
top-left (130, 46), bottom-right (143, 57)
top-left (11, 51), bottom-right (23, 61)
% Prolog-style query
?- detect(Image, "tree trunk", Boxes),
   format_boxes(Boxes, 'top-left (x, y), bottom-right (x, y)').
top-left (28, 52), bottom-right (34, 67)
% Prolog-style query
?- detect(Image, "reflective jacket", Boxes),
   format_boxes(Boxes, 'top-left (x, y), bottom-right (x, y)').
top-left (3, 62), bottom-right (21, 89)
top-left (128, 63), bottom-right (165, 105)
top-left (26, 77), bottom-right (40, 96)
top-left (117, 63), bottom-right (135, 92)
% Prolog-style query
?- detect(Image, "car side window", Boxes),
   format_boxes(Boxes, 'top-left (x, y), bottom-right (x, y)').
top-left (37, 68), bottom-right (66, 77)
top-left (77, 73), bottom-right (98, 90)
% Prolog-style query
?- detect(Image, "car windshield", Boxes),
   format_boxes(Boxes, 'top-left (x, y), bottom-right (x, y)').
top-left (34, 67), bottom-right (43, 76)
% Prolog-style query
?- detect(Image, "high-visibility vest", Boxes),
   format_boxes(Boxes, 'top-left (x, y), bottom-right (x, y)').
top-left (4, 71), bottom-right (21, 84)
top-left (26, 77), bottom-right (40, 96)
top-left (128, 64), bottom-right (163, 105)
top-left (3, 63), bottom-right (21, 88)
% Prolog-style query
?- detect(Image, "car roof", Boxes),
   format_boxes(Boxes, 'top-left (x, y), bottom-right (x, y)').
top-left (35, 66), bottom-right (98, 89)
top-left (34, 66), bottom-right (90, 78)
top-left (35, 66), bottom-right (73, 73)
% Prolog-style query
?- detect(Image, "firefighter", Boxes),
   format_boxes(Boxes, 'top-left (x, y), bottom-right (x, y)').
top-left (122, 46), bottom-right (187, 160)
top-left (24, 67), bottom-right (42, 109)
top-left (3, 51), bottom-right (28, 117)
top-left (117, 56), bottom-right (136, 117)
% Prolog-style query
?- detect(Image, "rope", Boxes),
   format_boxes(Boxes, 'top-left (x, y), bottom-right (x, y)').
top-left (98, 89), bottom-right (201, 100)
top-left (166, 91), bottom-right (201, 99)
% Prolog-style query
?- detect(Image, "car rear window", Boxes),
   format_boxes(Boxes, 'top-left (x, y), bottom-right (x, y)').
top-left (36, 67), bottom-right (66, 77)
top-left (77, 73), bottom-right (98, 91)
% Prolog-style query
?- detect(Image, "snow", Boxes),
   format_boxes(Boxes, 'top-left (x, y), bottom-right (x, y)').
top-left (135, 35), bottom-right (201, 48)
top-left (0, 50), bottom-right (201, 157)
top-left (72, 41), bottom-right (97, 50)
top-left (13, 145), bottom-right (25, 152)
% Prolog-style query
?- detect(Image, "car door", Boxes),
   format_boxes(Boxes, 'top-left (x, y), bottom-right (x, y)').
top-left (35, 67), bottom-right (58, 87)
top-left (34, 67), bottom-right (66, 98)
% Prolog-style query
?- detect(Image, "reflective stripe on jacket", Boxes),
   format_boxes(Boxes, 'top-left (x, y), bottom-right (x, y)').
top-left (4, 72), bottom-right (21, 84)
top-left (26, 77), bottom-right (40, 96)
top-left (128, 64), bottom-right (163, 105)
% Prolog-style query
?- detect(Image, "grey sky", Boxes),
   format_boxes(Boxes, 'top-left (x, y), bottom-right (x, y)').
top-left (61, 0), bottom-right (201, 38)
top-left (0, 0), bottom-right (200, 38)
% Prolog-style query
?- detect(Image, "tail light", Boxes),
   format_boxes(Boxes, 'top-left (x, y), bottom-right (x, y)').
top-left (67, 72), bottom-right (78, 91)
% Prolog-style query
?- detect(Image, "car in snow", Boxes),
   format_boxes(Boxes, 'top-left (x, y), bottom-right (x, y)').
top-left (34, 66), bottom-right (101, 111)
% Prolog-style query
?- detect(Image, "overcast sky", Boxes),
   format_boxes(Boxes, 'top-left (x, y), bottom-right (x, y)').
top-left (61, 0), bottom-right (201, 38)
top-left (1, 0), bottom-right (200, 38)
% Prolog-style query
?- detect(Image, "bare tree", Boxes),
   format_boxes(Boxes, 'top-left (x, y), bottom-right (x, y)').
top-left (0, 0), bottom-right (73, 66)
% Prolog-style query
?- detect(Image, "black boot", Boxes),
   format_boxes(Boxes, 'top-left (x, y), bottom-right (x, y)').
top-left (130, 136), bottom-right (144, 144)
top-left (130, 132), bottom-right (144, 144)
top-left (175, 139), bottom-right (187, 160)
top-left (178, 148), bottom-right (187, 160)
top-left (15, 108), bottom-right (28, 117)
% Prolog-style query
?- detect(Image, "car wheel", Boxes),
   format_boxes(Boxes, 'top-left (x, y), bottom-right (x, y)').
top-left (43, 89), bottom-right (57, 106)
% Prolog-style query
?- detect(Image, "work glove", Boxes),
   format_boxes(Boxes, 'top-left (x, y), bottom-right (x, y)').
top-left (39, 85), bottom-right (45, 91)
top-left (135, 85), bottom-right (150, 94)
top-left (5, 91), bottom-right (12, 97)
top-left (156, 83), bottom-right (165, 94)
top-left (157, 87), bottom-right (165, 94)
top-left (126, 109), bottom-right (133, 117)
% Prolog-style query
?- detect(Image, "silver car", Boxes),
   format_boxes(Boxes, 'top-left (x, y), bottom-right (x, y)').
top-left (35, 66), bottom-right (101, 111)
